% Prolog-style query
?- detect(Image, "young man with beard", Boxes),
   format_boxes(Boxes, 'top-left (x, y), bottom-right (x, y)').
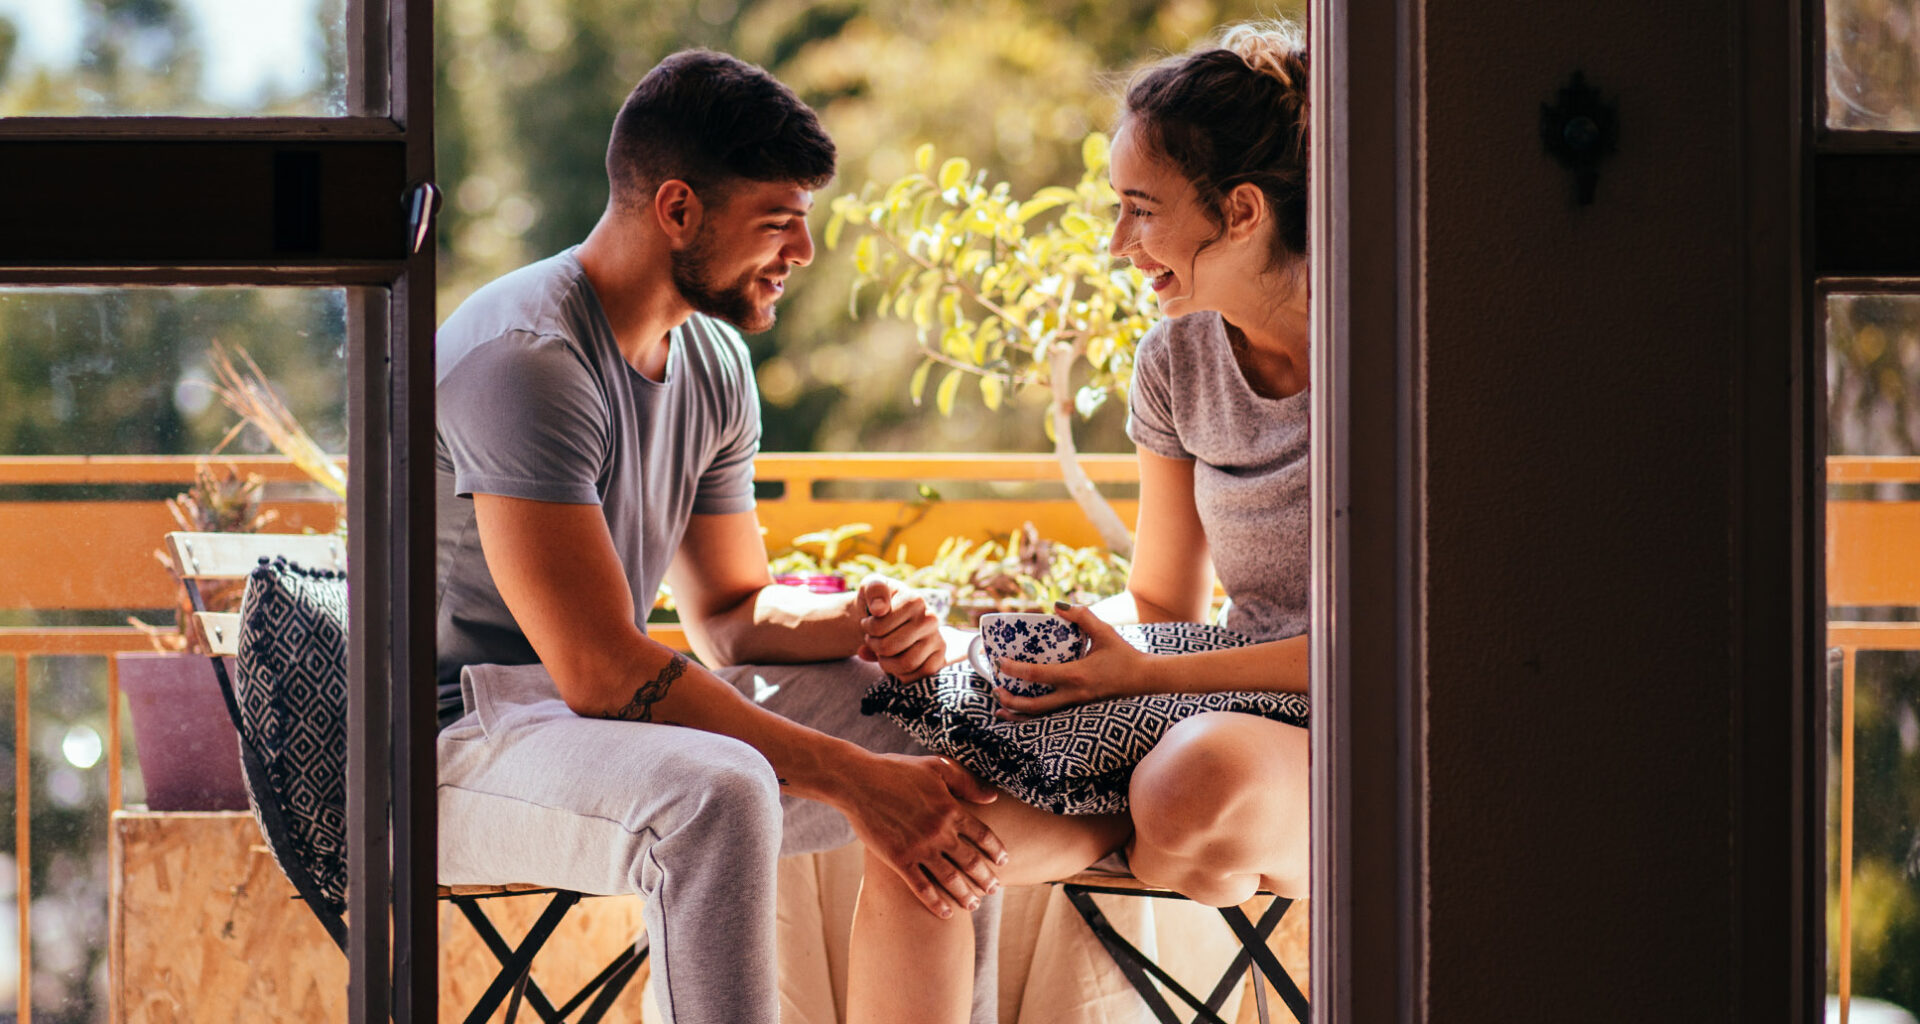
top-left (433, 50), bottom-right (1005, 1023)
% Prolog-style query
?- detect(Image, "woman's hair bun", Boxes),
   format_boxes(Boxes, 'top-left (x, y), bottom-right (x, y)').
top-left (1219, 21), bottom-right (1307, 93)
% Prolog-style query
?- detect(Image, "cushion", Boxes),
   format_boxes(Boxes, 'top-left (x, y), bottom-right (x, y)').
top-left (862, 622), bottom-right (1310, 815)
top-left (234, 556), bottom-right (350, 914)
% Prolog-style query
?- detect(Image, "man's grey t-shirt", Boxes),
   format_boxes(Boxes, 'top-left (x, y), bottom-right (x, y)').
top-left (1125, 311), bottom-right (1310, 642)
top-left (434, 248), bottom-right (759, 726)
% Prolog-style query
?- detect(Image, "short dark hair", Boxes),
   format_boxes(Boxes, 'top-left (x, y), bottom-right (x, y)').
top-left (1122, 24), bottom-right (1308, 270)
top-left (606, 49), bottom-right (836, 210)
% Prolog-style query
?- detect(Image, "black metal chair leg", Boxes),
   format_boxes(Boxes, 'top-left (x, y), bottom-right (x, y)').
top-left (458, 892), bottom-right (579, 1024)
top-left (575, 938), bottom-right (650, 1024)
top-left (503, 968), bottom-right (529, 1024)
top-left (1220, 903), bottom-right (1309, 1024)
top-left (1064, 886), bottom-right (1232, 1024)
top-left (555, 932), bottom-right (649, 1022)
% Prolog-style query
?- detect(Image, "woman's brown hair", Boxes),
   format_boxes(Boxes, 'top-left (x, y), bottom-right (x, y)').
top-left (1121, 23), bottom-right (1308, 271)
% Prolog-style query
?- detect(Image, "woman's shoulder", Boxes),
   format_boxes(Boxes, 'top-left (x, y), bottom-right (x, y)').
top-left (1134, 312), bottom-right (1225, 372)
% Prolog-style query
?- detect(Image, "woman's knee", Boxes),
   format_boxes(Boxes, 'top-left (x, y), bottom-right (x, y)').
top-left (1130, 714), bottom-right (1268, 846)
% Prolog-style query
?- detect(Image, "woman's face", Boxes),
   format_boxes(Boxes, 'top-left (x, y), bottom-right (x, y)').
top-left (1106, 121), bottom-right (1230, 320)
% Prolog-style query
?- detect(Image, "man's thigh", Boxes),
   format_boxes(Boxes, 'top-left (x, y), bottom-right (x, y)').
top-left (437, 661), bottom-right (779, 893)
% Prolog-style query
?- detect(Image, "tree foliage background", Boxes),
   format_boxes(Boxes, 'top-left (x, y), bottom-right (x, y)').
top-left (0, 1), bottom-right (1282, 1018)
top-left (5, 0), bottom-right (1920, 1019)
top-left (432, 0), bottom-right (1285, 456)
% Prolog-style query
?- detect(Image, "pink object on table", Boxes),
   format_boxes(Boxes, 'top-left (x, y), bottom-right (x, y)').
top-left (774, 573), bottom-right (849, 594)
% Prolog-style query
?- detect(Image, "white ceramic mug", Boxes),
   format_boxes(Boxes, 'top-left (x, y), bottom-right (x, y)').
top-left (978, 612), bottom-right (1089, 696)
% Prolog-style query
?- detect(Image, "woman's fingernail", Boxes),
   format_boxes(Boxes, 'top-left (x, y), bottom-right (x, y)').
top-left (997, 851), bottom-right (1011, 864)
top-left (1054, 600), bottom-right (1071, 611)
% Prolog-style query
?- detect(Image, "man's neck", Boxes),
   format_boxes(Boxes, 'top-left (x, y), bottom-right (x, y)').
top-left (576, 215), bottom-right (690, 382)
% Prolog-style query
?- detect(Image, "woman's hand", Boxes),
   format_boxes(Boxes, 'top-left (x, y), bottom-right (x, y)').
top-left (991, 602), bottom-right (1155, 717)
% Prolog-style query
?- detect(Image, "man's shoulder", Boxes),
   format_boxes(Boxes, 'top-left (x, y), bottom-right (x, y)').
top-left (438, 252), bottom-right (597, 378)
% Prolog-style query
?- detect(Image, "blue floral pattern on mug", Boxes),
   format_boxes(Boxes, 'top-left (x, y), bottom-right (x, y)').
top-left (980, 612), bottom-right (1088, 667)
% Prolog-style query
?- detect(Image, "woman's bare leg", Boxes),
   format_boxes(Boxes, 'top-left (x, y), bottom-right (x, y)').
top-left (1127, 713), bottom-right (1310, 906)
top-left (846, 795), bottom-right (1131, 1024)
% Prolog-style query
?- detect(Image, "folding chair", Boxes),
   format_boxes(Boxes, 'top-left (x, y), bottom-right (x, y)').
top-left (1056, 872), bottom-right (1308, 1024)
top-left (165, 530), bottom-right (647, 1023)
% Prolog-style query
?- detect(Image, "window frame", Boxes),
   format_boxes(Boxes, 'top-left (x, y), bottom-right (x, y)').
top-left (1812, 0), bottom-right (1920, 1014)
top-left (0, 0), bottom-right (439, 1018)
top-left (1307, 0), bottom-right (1426, 1020)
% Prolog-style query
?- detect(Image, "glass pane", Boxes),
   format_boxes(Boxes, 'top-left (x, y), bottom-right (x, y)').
top-left (1827, 292), bottom-right (1920, 1023)
top-left (0, 0), bottom-right (352, 116)
top-left (1826, 0), bottom-right (1920, 130)
top-left (0, 286), bottom-right (348, 1021)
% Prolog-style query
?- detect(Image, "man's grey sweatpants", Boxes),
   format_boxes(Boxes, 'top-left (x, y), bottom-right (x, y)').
top-left (437, 648), bottom-right (1001, 1024)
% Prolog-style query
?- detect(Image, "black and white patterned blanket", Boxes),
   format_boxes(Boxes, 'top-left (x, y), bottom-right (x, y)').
top-left (862, 622), bottom-right (1309, 815)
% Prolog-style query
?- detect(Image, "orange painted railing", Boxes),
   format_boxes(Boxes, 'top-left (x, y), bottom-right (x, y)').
top-left (1826, 456), bottom-right (1920, 1024)
top-left (0, 450), bottom-right (1138, 1022)
top-left (12, 452), bottom-right (1899, 1019)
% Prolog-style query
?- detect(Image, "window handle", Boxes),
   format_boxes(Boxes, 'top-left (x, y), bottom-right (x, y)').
top-left (405, 182), bottom-right (442, 255)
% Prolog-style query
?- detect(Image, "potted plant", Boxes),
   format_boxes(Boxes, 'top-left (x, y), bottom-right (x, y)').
top-left (766, 519), bottom-right (1131, 627)
top-left (120, 342), bottom-right (346, 811)
top-left (119, 463), bottom-right (272, 810)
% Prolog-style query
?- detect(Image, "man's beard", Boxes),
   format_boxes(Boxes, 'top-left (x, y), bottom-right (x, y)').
top-left (670, 227), bottom-right (777, 333)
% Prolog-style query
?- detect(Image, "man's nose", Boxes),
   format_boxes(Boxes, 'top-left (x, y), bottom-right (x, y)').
top-left (786, 223), bottom-right (815, 268)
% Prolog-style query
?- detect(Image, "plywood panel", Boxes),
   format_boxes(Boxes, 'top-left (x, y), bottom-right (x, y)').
top-left (111, 811), bottom-right (651, 1023)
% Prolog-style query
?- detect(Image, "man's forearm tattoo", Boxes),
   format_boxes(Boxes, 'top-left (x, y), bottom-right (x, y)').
top-left (602, 653), bottom-right (688, 723)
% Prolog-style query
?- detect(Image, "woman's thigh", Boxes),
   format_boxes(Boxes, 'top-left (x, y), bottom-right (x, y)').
top-left (1128, 712), bottom-right (1310, 896)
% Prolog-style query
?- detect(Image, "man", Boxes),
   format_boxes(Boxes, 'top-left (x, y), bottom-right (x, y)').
top-left (434, 50), bottom-right (1002, 1023)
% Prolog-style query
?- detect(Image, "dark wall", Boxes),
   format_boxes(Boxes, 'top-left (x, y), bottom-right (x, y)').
top-left (1420, 1), bottom-right (1769, 1018)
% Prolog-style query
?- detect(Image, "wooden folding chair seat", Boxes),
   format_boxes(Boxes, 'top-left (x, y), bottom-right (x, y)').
top-left (166, 531), bottom-right (646, 1024)
top-left (1055, 871), bottom-right (1307, 1024)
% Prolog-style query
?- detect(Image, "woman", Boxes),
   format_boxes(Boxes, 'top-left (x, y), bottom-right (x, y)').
top-left (847, 23), bottom-right (1312, 1023)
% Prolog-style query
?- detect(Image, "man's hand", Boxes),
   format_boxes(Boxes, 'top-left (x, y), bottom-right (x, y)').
top-left (853, 575), bottom-right (946, 680)
top-left (836, 753), bottom-right (1007, 918)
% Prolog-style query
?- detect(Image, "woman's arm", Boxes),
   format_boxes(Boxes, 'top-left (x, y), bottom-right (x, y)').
top-left (991, 605), bottom-right (1305, 717)
top-left (994, 450), bottom-right (1306, 713)
top-left (1115, 450), bottom-right (1214, 624)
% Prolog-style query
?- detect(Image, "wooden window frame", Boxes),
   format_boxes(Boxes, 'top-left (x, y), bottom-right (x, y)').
top-left (0, 0), bottom-right (439, 1019)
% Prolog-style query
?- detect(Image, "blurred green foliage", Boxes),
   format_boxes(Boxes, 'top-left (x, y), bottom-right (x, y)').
top-left (1827, 0), bottom-right (1920, 130)
top-left (765, 519), bottom-right (1132, 619)
top-left (432, 0), bottom-right (1287, 455)
top-left (1830, 295), bottom-right (1920, 457)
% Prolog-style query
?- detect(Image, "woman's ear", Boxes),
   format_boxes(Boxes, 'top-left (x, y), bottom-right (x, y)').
top-left (1223, 182), bottom-right (1268, 244)
top-left (653, 180), bottom-right (704, 247)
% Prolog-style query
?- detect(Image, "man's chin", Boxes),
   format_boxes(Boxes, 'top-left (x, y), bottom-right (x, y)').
top-left (719, 305), bottom-right (777, 334)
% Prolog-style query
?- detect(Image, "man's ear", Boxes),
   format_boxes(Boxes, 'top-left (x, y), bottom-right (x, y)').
top-left (653, 180), bottom-right (704, 248)
top-left (1223, 182), bottom-right (1268, 244)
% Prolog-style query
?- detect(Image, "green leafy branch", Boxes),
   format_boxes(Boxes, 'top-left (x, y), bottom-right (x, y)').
top-left (825, 135), bottom-right (1153, 556)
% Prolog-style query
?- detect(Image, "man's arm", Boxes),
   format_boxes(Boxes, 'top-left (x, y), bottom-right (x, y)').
top-left (472, 493), bottom-right (1001, 916)
top-left (665, 509), bottom-right (946, 679)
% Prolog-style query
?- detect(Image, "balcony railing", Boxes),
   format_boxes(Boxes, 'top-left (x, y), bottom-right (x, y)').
top-left (0, 450), bottom-right (1137, 1021)
top-left (5, 452), bottom-right (1906, 1020)
top-left (1826, 456), bottom-right (1920, 1019)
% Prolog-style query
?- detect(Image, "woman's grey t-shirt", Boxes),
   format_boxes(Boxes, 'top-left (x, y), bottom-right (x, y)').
top-left (1125, 311), bottom-right (1309, 642)
top-left (434, 248), bottom-right (760, 725)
